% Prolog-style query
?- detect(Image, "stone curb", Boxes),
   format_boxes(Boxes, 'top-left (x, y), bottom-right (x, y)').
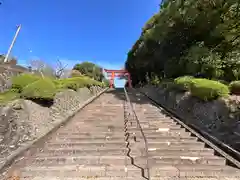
top-left (0, 87), bottom-right (109, 174)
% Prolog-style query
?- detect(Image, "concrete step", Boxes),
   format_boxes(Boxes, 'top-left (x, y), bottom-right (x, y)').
top-left (130, 131), bottom-right (191, 138)
top-left (62, 126), bottom-right (125, 131)
top-left (61, 127), bottom-right (125, 132)
top-left (131, 119), bottom-right (176, 124)
top-left (55, 134), bottom-right (124, 139)
top-left (128, 126), bottom-right (183, 132)
top-left (130, 144), bottom-right (208, 153)
top-left (54, 136), bottom-right (125, 141)
top-left (54, 133), bottom-right (194, 140)
top-left (129, 127), bottom-right (187, 133)
top-left (19, 165), bottom-right (142, 177)
top-left (131, 136), bottom-right (196, 142)
top-left (142, 144), bottom-right (206, 151)
top-left (174, 164), bottom-right (239, 173)
top-left (129, 121), bottom-right (177, 126)
top-left (57, 133), bottom-right (125, 139)
top-left (71, 120), bottom-right (124, 124)
top-left (21, 155), bottom-right (131, 166)
top-left (145, 148), bottom-right (215, 156)
top-left (139, 165), bottom-right (240, 178)
top-left (33, 148), bottom-right (128, 157)
top-left (49, 138), bottom-right (125, 144)
top-left (148, 124), bottom-right (182, 128)
top-left (129, 136), bottom-right (198, 142)
top-left (130, 131), bottom-right (190, 136)
top-left (144, 117), bottom-right (175, 122)
top-left (73, 122), bottom-right (125, 126)
top-left (46, 142), bottom-right (125, 149)
top-left (56, 132), bottom-right (125, 136)
top-left (45, 145), bottom-right (127, 152)
top-left (134, 155), bottom-right (226, 166)
top-left (17, 177), bottom-right (146, 180)
top-left (146, 141), bottom-right (205, 148)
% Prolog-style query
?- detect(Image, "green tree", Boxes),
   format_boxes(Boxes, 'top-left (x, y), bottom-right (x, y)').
top-left (125, 0), bottom-right (240, 86)
top-left (73, 62), bottom-right (104, 82)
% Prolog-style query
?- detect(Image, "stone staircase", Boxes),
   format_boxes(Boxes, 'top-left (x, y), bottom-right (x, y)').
top-left (3, 89), bottom-right (240, 180)
top-left (5, 91), bottom-right (145, 180)
top-left (126, 91), bottom-right (240, 179)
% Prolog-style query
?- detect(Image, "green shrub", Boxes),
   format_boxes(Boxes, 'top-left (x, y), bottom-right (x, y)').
top-left (12, 73), bottom-right (40, 92)
top-left (70, 70), bottom-right (83, 77)
top-left (54, 76), bottom-right (102, 91)
top-left (189, 78), bottom-right (230, 101)
top-left (174, 76), bottom-right (193, 91)
top-left (57, 78), bottom-right (83, 91)
top-left (150, 75), bottom-right (161, 86)
top-left (0, 91), bottom-right (20, 104)
top-left (103, 79), bottom-right (110, 87)
top-left (21, 78), bottom-right (57, 100)
top-left (211, 79), bottom-right (229, 85)
top-left (229, 81), bottom-right (240, 95)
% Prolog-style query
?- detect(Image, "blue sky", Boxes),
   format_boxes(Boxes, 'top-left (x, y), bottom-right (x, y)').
top-left (0, 0), bottom-right (160, 87)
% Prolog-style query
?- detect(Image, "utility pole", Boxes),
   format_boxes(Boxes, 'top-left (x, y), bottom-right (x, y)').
top-left (4, 24), bottom-right (21, 63)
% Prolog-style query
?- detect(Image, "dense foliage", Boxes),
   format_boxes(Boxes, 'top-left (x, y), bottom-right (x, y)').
top-left (125, 0), bottom-right (240, 86)
top-left (174, 76), bottom-right (193, 91)
top-left (73, 62), bottom-right (104, 82)
top-left (163, 76), bottom-right (230, 101)
top-left (229, 81), bottom-right (240, 94)
top-left (0, 73), bottom-right (104, 104)
top-left (189, 78), bottom-right (230, 100)
top-left (21, 78), bottom-right (57, 100)
top-left (11, 74), bottom-right (40, 92)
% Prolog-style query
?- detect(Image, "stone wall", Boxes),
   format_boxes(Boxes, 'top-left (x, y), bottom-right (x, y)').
top-left (140, 85), bottom-right (240, 150)
top-left (0, 86), bottom-right (104, 160)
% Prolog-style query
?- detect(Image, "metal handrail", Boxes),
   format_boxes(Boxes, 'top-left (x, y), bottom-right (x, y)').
top-left (123, 99), bottom-right (131, 177)
top-left (123, 87), bottom-right (150, 179)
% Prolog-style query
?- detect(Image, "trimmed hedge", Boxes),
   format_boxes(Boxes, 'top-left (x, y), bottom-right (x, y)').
top-left (0, 73), bottom-right (104, 104)
top-left (11, 73), bottom-right (40, 92)
top-left (21, 78), bottom-right (57, 100)
top-left (55, 77), bottom-right (103, 91)
top-left (189, 78), bottom-right (230, 101)
top-left (229, 81), bottom-right (240, 95)
top-left (174, 76), bottom-right (193, 91)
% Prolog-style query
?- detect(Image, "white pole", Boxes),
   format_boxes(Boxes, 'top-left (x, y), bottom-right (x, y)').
top-left (4, 24), bottom-right (21, 63)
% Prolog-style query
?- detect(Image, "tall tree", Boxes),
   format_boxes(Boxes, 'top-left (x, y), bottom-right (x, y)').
top-left (73, 62), bottom-right (104, 81)
top-left (125, 0), bottom-right (240, 86)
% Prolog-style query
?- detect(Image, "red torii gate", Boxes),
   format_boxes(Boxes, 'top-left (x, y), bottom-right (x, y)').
top-left (103, 69), bottom-right (132, 88)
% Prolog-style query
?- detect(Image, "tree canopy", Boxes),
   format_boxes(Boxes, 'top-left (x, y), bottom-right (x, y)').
top-left (73, 61), bottom-right (104, 82)
top-left (125, 0), bottom-right (240, 86)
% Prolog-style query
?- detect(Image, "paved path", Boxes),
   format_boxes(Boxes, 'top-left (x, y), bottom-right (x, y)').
top-left (3, 89), bottom-right (240, 180)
